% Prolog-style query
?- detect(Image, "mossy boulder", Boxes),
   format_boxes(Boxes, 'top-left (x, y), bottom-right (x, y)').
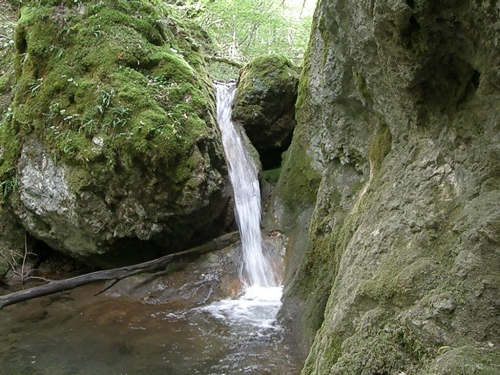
top-left (0, 0), bottom-right (23, 276)
top-left (232, 54), bottom-right (299, 169)
top-left (0, 0), bottom-right (231, 268)
top-left (269, 0), bottom-right (500, 373)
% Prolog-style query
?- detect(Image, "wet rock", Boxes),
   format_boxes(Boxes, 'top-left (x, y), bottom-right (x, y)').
top-left (269, 0), bottom-right (500, 373)
top-left (107, 241), bottom-right (242, 309)
top-left (14, 305), bottom-right (48, 323)
top-left (233, 55), bottom-right (299, 169)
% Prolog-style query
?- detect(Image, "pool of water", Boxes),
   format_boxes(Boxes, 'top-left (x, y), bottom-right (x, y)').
top-left (0, 281), bottom-right (301, 375)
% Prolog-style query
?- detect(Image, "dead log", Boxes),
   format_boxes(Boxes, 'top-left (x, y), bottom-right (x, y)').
top-left (0, 231), bottom-right (240, 310)
top-left (205, 55), bottom-right (243, 69)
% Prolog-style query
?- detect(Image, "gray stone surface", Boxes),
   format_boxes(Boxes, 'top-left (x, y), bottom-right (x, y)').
top-left (13, 136), bottom-right (231, 268)
top-left (268, 0), bottom-right (500, 373)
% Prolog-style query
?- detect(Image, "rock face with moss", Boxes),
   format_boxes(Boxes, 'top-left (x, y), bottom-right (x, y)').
top-left (233, 54), bottom-right (299, 169)
top-left (268, 0), bottom-right (500, 373)
top-left (0, 0), bottom-right (24, 275)
top-left (0, 0), bottom-right (231, 268)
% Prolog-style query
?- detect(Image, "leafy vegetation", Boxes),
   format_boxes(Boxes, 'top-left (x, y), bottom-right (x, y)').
top-left (186, 0), bottom-right (315, 78)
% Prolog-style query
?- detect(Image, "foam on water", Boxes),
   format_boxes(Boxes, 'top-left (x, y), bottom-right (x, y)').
top-left (210, 81), bottom-right (284, 342)
top-left (198, 285), bottom-right (283, 331)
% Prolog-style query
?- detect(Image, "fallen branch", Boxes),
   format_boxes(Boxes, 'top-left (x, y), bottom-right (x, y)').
top-left (205, 55), bottom-right (243, 69)
top-left (0, 231), bottom-right (240, 310)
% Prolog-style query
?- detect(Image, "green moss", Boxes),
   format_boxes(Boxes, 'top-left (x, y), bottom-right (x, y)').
top-left (421, 346), bottom-right (500, 375)
top-left (276, 133), bottom-right (321, 213)
top-left (314, 13), bottom-right (329, 69)
top-left (369, 120), bottom-right (392, 177)
top-left (275, 52), bottom-right (318, 212)
top-left (295, 52), bottom-right (310, 124)
top-left (359, 256), bottom-right (406, 301)
top-left (262, 167), bottom-right (282, 184)
top-left (1, 0), bottom-right (216, 202)
top-left (241, 54), bottom-right (294, 79)
top-left (332, 333), bottom-right (407, 374)
top-left (0, 4), bottom-right (18, 204)
top-left (234, 54), bottom-right (298, 113)
top-left (296, 236), bottom-right (335, 335)
top-left (0, 72), bottom-right (15, 96)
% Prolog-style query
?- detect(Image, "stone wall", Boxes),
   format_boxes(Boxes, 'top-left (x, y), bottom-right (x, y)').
top-left (269, 0), bottom-right (500, 373)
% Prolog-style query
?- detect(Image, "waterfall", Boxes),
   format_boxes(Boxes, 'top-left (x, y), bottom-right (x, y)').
top-left (214, 82), bottom-right (276, 288)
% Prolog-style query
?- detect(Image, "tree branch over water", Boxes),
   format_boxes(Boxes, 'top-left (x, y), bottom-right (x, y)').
top-left (205, 55), bottom-right (243, 68)
top-left (0, 231), bottom-right (240, 310)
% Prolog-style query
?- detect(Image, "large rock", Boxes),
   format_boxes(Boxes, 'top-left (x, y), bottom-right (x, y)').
top-left (268, 0), bottom-right (500, 373)
top-left (0, 0), bottom-right (231, 268)
top-left (233, 54), bottom-right (299, 169)
top-left (0, 0), bottom-right (23, 277)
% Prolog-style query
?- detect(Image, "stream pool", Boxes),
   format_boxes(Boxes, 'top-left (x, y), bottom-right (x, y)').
top-left (0, 281), bottom-right (301, 375)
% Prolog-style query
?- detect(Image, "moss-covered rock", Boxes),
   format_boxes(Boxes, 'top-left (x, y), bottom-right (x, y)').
top-left (271, 0), bottom-right (500, 373)
top-left (0, 0), bottom-right (231, 268)
top-left (0, 0), bottom-right (24, 276)
top-left (233, 54), bottom-right (299, 169)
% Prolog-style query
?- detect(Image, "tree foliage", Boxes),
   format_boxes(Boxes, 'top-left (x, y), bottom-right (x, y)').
top-left (178, 0), bottom-right (315, 78)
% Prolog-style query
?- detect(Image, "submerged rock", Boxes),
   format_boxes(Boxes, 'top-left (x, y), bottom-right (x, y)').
top-left (269, 0), bottom-right (500, 373)
top-left (233, 54), bottom-right (299, 169)
top-left (99, 231), bottom-right (287, 308)
top-left (0, 0), bottom-right (231, 268)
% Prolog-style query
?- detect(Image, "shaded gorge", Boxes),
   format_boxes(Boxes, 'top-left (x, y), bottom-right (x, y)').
top-left (0, 82), bottom-right (300, 374)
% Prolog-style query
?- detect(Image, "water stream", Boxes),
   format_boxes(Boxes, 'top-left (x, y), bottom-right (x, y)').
top-left (214, 82), bottom-right (278, 288)
top-left (0, 82), bottom-right (299, 374)
top-left (0, 280), bottom-right (300, 374)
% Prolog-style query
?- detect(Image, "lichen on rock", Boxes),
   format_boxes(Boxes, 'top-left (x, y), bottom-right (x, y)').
top-left (270, 0), bottom-right (500, 373)
top-left (0, 0), bottom-right (231, 268)
top-left (232, 54), bottom-right (299, 169)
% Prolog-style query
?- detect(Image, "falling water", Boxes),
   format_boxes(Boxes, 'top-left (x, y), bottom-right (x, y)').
top-left (0, 84), bottom-right (301, 375)
top-left (214, 82), bottom-right (276, 288)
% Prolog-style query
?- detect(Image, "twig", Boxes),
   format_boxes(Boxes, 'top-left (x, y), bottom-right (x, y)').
top-left (20, 231), bottom-right (27, 286)
top-left (94, 279), bottom-right (120, 296)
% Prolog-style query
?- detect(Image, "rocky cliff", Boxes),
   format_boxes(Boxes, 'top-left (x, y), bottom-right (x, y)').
top-left (269, 0), bottom-right (500, 373)
top-left (0, 0), bottom-right (231, 268)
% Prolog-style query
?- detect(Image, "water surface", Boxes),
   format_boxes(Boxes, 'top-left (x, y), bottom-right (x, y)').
top-left (0, 281), bottom-right (301, 374)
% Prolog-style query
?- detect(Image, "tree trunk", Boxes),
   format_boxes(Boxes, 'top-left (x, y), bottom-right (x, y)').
top-left (0, 231), bottom-right (240, 310)
top-left (205, 55), bottom-right (243, 69)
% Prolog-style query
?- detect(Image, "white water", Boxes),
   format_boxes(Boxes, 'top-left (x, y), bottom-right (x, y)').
top-left (198, 285), bottom-right (283, 329)
top-left (0, 88), bottom-right (298, 375)
top-left (215, 82), bottom-right (277, 288)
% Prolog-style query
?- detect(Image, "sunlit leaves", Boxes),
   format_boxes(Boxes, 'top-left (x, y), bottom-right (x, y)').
top-left (195, 0), bottom-right (315, 65)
